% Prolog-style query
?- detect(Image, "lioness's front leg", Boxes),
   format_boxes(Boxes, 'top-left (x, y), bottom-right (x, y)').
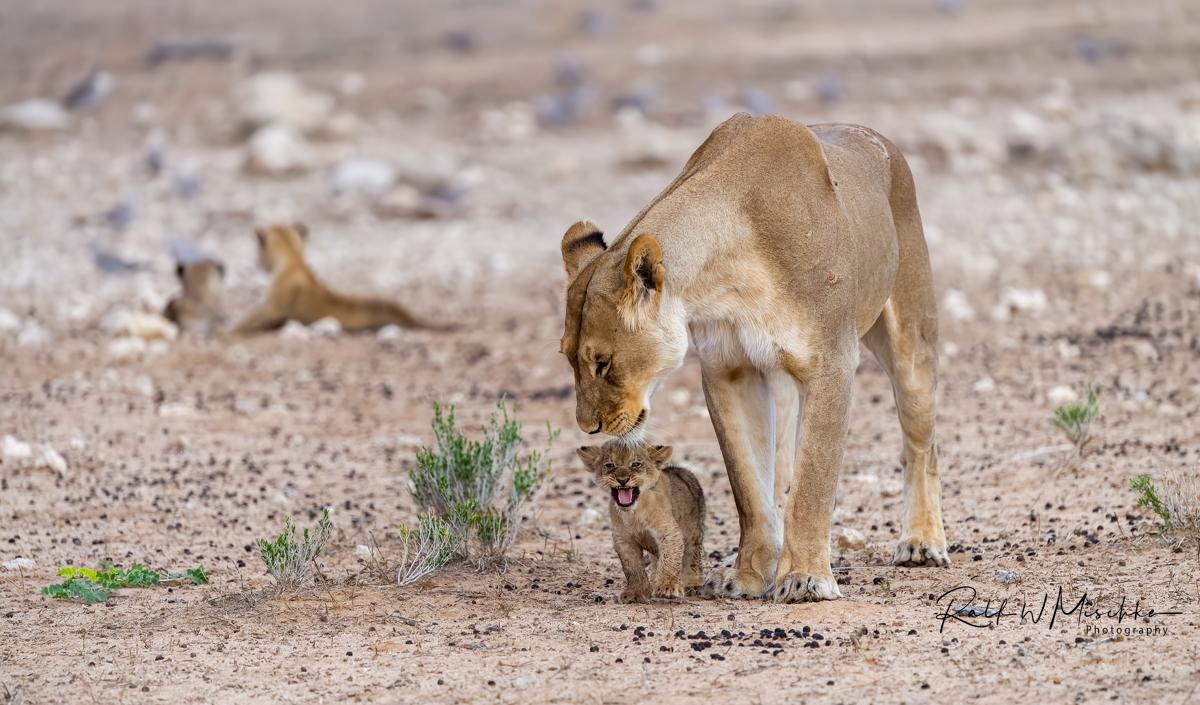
top-left (699, 364), bottom-right (781, 599)
top-left (773, 351), bottom-right (855, 603)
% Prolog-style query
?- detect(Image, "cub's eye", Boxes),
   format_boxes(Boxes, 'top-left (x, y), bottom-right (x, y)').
top-left (604, 463), bottom-right (616, 469)
top-left (631, 462), bottom-right (642, 468)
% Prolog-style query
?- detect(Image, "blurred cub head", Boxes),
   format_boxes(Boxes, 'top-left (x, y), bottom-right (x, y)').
top-left (577, 440), bottom-right (673, 509)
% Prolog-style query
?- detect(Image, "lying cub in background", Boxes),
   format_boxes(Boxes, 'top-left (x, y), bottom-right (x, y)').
top-left (577, 441), bottom-right (705, 603)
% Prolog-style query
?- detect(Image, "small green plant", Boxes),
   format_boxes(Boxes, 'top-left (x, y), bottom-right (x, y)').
top-left (41, 562), bottom-right (209, 604)
top-left (397, 515), bottom-right (462, 586)
top-left (1053, 384), bottom-right (1099, 455)
top-left (409, 399), bottom-right (556, 567)
top-left (256, 508), bottom-right (332, 591)
top-left (1131, 471), bottom-right (1200, 536)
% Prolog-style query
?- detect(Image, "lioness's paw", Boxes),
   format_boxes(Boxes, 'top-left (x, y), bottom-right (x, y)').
top-left (893, 536), bottom-right (949, 567)
top-left (772, 572), bottom-right (842, 603)
top-left (620, 587), bottom-right (651, 603)
top-left (701, 567), bottom-right (767, 600)
top-left (653, 581), bottom-right (683, 600)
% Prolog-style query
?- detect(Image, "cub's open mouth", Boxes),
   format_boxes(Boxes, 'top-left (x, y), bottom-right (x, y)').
top-left (612, 486), bottom-right (640, 507)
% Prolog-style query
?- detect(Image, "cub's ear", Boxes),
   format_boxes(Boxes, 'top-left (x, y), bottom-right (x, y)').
top-left (576, 446), bottom-right (602, 467)
top-left (561, 221), bottom-right (606, 286)
top-left (617, 234), bottom-right (665, 328)
top-left (292, 222), bottom-right (309, 240)
top-left (648, 445), bottom-right (674, 469)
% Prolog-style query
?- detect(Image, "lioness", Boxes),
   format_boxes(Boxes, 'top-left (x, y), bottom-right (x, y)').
top-left (577, 441), bottom-right (705, 602)
top-left (560, 113), bottom-right (947, 603)
top-left (235, 223), bottom-right (436, 333)
top-left (163, 260), bottom-right (227, 336)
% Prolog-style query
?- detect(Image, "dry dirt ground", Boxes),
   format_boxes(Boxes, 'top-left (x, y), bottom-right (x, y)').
top-left (2, 1), bottom-right (1200, 703)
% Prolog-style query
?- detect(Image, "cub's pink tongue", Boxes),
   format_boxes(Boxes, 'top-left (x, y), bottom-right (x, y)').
top-left (617, 488), bottom-right (634, 505)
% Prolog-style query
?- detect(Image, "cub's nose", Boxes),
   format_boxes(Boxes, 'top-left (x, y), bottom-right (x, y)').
top-left (616, 478), bottom-right (629, 486)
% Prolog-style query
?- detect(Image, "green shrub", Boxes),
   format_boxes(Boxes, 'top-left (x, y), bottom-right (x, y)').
top-left (409, 399), bottom-right (556, 566)
top-left (1053, 384), bottom-right (1098, 454)
top-left (256, 508), bottom-right (332, 591)
top-left (1131, 472), bottom-right (1200, 536)
top-left (397, 515), bottom-right (462, 586)
top-left (41, 562), bottom-right (209, 604)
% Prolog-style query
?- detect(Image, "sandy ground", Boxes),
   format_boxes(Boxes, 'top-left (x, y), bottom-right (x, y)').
top-left (2, 1), bottom-right (1200, 703)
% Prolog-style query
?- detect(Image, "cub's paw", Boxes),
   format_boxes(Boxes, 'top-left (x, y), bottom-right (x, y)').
top-left (772, 572), bottom-right (842, 603)
top-left (701, 567), bottom-right (768, 600)
top-left (620, 587), bottom-right (651, 603)
top-left (652, 581), bottom-right (683, 600)
top-left (893, 536), bottom-right (949, 567)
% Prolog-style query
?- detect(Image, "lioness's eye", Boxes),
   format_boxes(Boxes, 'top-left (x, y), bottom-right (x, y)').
top-left (604, 463), bottom-right (616, 469)
top-left (594, 358), bottom-right (609, 376)
top-left (631, 462), bottom-right (641, 468)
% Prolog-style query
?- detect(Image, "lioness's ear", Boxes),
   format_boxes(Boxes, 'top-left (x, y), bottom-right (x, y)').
top-left (618, 234), bottom-right (665, 329)
top-left (293, 222), bottom-right (309, 240)
top-left (648, 445), bottom-right (673, 469)
top-left (576, 446), bottom-right (602, 467)
top-left (561, 220), bottom-right (606, 285)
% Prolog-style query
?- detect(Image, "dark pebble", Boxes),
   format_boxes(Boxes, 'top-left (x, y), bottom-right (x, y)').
top-left (711, 653), bottom-right (725, 660)
top-left (615, 658), bottom-right (623, 663)
top-left (590, 645), bottom-right (600, 652)
top-left (973, 555), bottom-right (983, 561)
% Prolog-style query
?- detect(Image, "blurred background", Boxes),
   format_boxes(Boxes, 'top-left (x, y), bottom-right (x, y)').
top-left (0, 0), bottom-right (1198, 395)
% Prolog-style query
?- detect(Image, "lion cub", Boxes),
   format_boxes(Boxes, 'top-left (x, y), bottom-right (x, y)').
top-left (163, 260), bottom-right (227, 336)
top-left (578, 441), bottom-right (705, 603)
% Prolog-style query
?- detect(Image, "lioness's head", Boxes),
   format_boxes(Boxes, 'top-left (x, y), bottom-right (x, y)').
top-left (560, 221), bottom-right (688, 439)
top-left (253, 222), bottom-right (308, 272)
top-left (577, 441), bottom-right (674, 509)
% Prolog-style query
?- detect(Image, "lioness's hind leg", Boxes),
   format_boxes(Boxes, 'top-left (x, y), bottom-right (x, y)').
top-left (862, 299), bottom-right (948, 568)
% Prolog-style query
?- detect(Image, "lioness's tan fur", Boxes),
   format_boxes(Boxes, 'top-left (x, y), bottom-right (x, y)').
top-left (560, 113), bottom-right (947, 603)
top-left (164, 260), bottom-right (227, 336)
top-left (578, 441), bottom-right (705, 602)
top-left (235, 224), bottom-right (434, 333)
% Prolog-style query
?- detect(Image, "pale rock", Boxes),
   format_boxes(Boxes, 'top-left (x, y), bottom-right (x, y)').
top-left (996, 569), bottom-right (1021, 584)
top-left (130, 375), bottom-right (155, 398)
top-left (377, 324), bottom-right (403, 341)
top-left (330, 158), bottom-right (396, 195)
top-left (2, 558), bottom-right (35, 571)
top-left (106, 337), bottom-right (146, 358)
top-left (1046, 385), bottom-right (1080, 407)
top-left (835, 528), bottom-right (867, 551)
top-left (616, 107), bottom-right (694, 168)
top-left (279, 319), bottom-right (311, 341)
top-left (1075, 270), bottom-right (1112, 293)
top-left (338, 73), bottom-right (365, 97)
top-left (17, 319), bottom-right (51, 348)
top-left (148, 340), bottom-right (170, 356)
top-left (234, 72), bottom-right (334, 135)
top-left (1056, 341), bottom-right (1081, 360)
top-left (309, 317), bottom-right (342, 338)
top-left (880, 479), bottom-right (904, 498)
top-left (513, 674), bottom-right (542, 691)
top-left (35, 445), bottom-right (67, 473)
top-left (973, 377), bottom-right (996, 393)
top-left (355, 544), bottom-right (374, 558)
top-left (322, 111), bottom-right (361, 140)
top-left (1037, 79), bottom-right (1076, 122)
top-left (374, 184), bottom-right (422, 216)
top-left (394, 434), bottom-right (424, 448)
top-left (997, 288), bottom-right (1048, 317)
top-left (479, 102), bottom-right (537, 143)
top-left (108, 309), bottom-right (178, 341)
top-left (158, 402), bottom-right (195, 418)
top-left (0, 307), bottom-right (20, 333)
top-left (0, 99), bottom-right (70, 131)
top-left (1158, 402), bottom-right (1185, 418)
top-left (578, 507), bottom-right (605, 528)
top-left (3, 435), bottom-right (32, 459)
top-left (393, 148), bottom-right (461, 192)
top-left (234, 398), bottom-right (260, 414)
top-left (245, 124), bottom-right (315, 175)
top-left (941, 288), bottom-right (975, 322)
top-left (941, 341), bottom-right (960, 359)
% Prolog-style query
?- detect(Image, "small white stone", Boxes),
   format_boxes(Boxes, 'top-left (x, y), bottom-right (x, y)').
top-left (577, 508), bottom-right (605, 527)
top-left (330, 158), bottom-right (396, 196)
top-left (3, 435), bottom-right (32, 459)
top-left (377, 324), bottom-right (403, 341)
top-left (35, 445), bottom-right (67, 473)
top-left (880, 479), bottom-right (904, 498)
top-left (355, 545), bottom-right (373, 558)
top-left (1046, 385), bottom-right (1080, 407)
top-left (0, 99), bottom-right (70, 131)
top-left (244, 124), bottom-right (315, 175)
top-left (941, 289), bottom-right (975, 322)
top-left (835, 528), bottom-right (867, 551)
top-left (16, 319), bottom-right (51, 348)
top-left (0, 307), bottom-right (20, 333)
top-left (1, 558), bottom-right (35, 571)
top-left (279, 320), bottom-right (311, 341)
top-left (158, 402), bottom-right (195, 418)
top-left (996, 569), bottom-right (1021, 584)
top-left (310, 317), bottom-right (342, 338)
top-left (973, 377), bottom-right (996, 393)
top-left (106, 337), bottom-right (146, 358)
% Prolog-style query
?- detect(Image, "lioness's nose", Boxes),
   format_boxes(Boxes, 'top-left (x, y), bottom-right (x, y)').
top-left (587, 423), bottom-right (601, 434)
